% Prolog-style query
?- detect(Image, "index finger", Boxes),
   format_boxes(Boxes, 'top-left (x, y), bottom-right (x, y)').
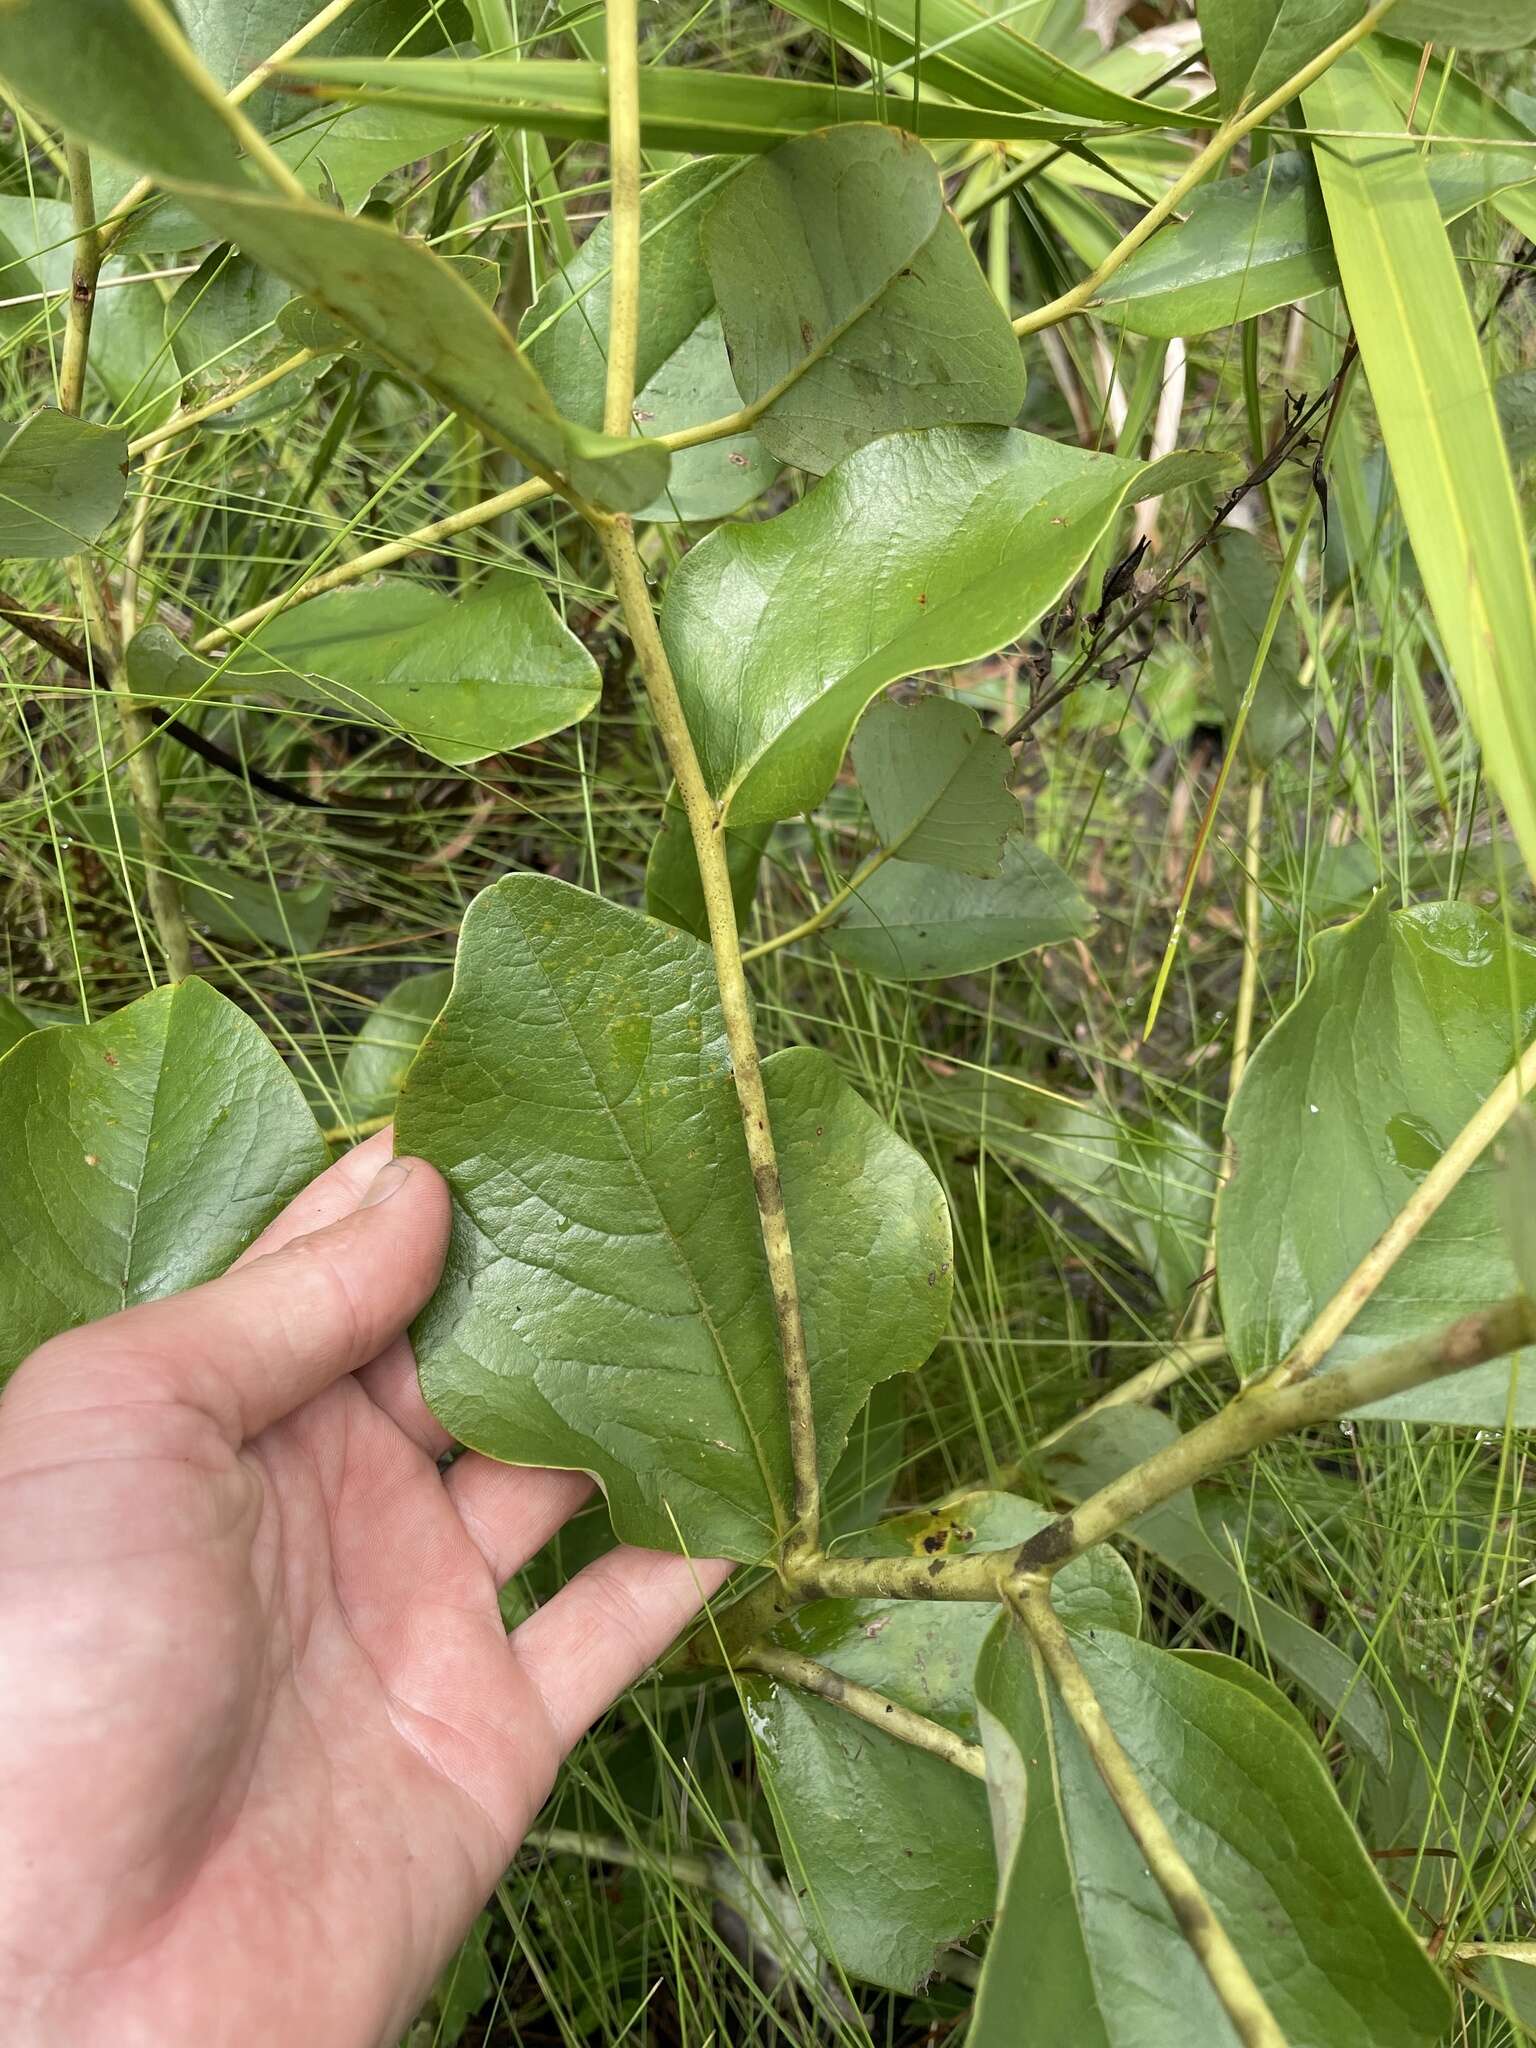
top-left (234, 1125), bottom-right (397, 1265)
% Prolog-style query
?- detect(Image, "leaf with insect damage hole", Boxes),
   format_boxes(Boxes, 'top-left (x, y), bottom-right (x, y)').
top-left (1219, 893), bottom-right (1536, 1424)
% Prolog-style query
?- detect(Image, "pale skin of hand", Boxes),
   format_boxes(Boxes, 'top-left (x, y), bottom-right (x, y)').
top-left (0, 1131), bottom-right (732, 2048)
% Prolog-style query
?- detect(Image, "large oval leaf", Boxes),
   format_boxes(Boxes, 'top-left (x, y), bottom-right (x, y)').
top-left (971, 1618), bottom-right (1450, 2047)
top-left (1096, 145), bottom-right (1535, 341)
top-left (395, 874), bottom-right (953, 1560)
top-left (661, 426), bottom-right (1230, 827)
top-left (0, 979), bottom-right (326, 1381)
top-left (128, 573), bottom-right (599, 767)
top-left (745, 1494), bottom-right (1139, 1991)
top-left (703, 125), bottom-right (1025, 474)
top-left (1217, 894), bottom-right (1536, 1425)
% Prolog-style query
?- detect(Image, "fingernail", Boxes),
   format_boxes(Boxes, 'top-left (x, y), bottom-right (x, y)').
top-left (361, 1160), bottom-right (412, 1208)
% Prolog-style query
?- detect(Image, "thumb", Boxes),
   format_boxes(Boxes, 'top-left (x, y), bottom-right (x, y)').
top-left (8, 1154), bottom-right (452, 1444)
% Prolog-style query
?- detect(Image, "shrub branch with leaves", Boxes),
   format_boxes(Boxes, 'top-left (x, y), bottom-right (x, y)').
top-left (4, 0), bottom-right (1536, 2039)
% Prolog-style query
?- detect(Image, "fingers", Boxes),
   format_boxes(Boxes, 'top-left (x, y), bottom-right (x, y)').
top-left (511, 1544), bottom-right (734, 1754)
top-left (356, 1340), bottom-right (453, 1458)
top-left (235, 1127), bottom-right (397, 1264)
top-left (238, 1127), bottom-right (457, 1455)
top-left (16, 1154), bottom-right (451, 1443)
top-left (445, 1457), bottom-right (593, 1582)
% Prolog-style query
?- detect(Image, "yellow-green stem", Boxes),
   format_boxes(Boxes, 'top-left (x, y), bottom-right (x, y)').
top-left (99, 0), bottom-right (354, 250)
top-left (597, 6), bottom-right (820, 1559)
top-left (736, 1643), bottom-right (986, 1778)
top-left (59, 145), bottom-right (101, 416)
top-left (601, 0), bottom-right (641, 438)
top-left (741, 845), bottom-right (895, 965)
top-left (1013, 1294), bottom-right (1536, 1576)
top-left (1011, 1586), bottom-right (1288, 2048)
top-left (129, 348), bottom-right (319, 458)
top-left (600, 519), bottom-right (821, 1554)
top-left (1012, 0), bottom-right (1401, 343)
top-left (1266, 1035), bottom-right (1536, 1387)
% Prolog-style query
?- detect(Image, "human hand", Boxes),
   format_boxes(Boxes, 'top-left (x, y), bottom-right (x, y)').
top-left (0, 1131), bottom-right (731, 2048)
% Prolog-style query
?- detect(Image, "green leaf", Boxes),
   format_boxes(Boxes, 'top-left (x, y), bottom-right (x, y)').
top-left (823, 1375), bottom-right (906, 1538)
top-left (644, 787), bottom-right (772, 943)
top-left (1217, 894), bottom-right (1536, 1425)
top-left (702, 125), bottom-right (1024, 475)
top-left (281, 55), bottom-right (1124, 151)
top-left (395, 874), bottom-right (953, 1560)
top-left (0, 993), bottom-right (36, 1054)
top-left (1097, 151), bottom-right (1333, 340)
top-left (175, 0), bottom-right (467, 134)
top-left (182, 863), bottom-right (332, 953)
top-left (1497, 367), bottom-right (1536, 462)
top-left (1042, 1406), bottom-right (1391, 1768)
top-left (1392, 0), bottom-right (1536, 46)
top-left (1306, 49), bottom-right (1536, 897)
top-left (67, 802), bottom-right (333, 954)
top-left (1203, 528), bottom-right (1307, 767)
top-left (127, 573), bottom-right (599, 768)
top-left (922, 1069), bottom-right (1217, 1306)
top-left (0, 411), bottom-right (127, 559)
top-left (420, 1912), bottom-right (494, 2046)
top-left (774, 0), bottom-right (1188, 127)
top-left (0, 0), bottom-right (668, 514)
top-left (1097, 144), bottom-right (1534, 341)
top-left (339, 969), bottom-right (453, 1125)
top-left (745, 1493), bottom-right (1138, 1990)
top-left (1461, 1948), bottom-right (1536, 2034)
top-left (0, 0), bottom-right (255, 193)
top-left (823, 835), bottom-right (1090, 981)
top-left (167, 245), bottom-right (325, 427)
top-left (520, 157), bottom-right (778, 523)
top-left (1497, 1113), bottom-right (1536, 1323)
top-left (0, 979), bottom-right (326, 1381)
top-left (1196, 0), bottom-right (1359, 119)
top-left (662, 425), bottom-right (1230, 827)
top-left (153, 184), bottom-right (668, 511)
top-left (971, 1617), bottom-right (1450, 2048)
top-left (850, 695), bottom-right (1020, 875)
